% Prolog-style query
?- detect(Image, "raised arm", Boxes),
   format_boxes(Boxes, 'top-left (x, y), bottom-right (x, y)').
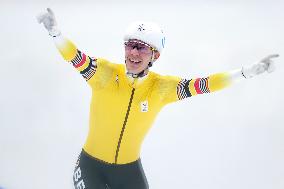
top-left (36, 8), bottom-right (97, 82)
top-left (177, 54), bottom-right (279, 100)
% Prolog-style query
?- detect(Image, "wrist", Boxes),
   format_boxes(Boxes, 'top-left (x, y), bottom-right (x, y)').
top-left (241, 65), bottom-right (255, 79)
top-left (229, 68), bottom-right (246, 83)
top-left (49, 27), bottom-right (61, 37)
top-left (241, 67), bottom-right (248, 79)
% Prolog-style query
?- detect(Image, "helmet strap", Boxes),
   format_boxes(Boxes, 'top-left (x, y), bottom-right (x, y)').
top-left (126, 69), bottom-right (148, 78)
top-left (148, 51), bottom-right (155, 68)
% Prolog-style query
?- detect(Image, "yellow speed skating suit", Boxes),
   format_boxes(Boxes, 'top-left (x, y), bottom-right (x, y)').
top-left (54, 36), bottom-right (232, 164)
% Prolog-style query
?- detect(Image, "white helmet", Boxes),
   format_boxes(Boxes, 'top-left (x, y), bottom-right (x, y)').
top-left (124, 21), bottom-right (166, 53)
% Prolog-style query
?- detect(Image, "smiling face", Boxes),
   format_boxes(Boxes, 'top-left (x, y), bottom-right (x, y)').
top-left (125, 39), bottom-right (160, 74)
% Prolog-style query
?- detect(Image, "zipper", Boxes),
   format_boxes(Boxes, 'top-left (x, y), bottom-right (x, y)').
top-left (114, 88), bottom-right (136, 164)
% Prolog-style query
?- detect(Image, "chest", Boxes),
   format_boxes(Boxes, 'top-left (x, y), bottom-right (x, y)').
top-left (92, 74), bottom-right (162, 115)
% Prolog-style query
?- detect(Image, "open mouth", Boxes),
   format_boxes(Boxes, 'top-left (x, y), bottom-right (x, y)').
top-left (128, 58), bottom-right (142, 65)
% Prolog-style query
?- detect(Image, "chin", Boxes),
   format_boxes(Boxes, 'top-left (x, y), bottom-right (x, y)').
top-left (127, 68), bottom-right (140, 74)
top-left (126, 62), bottom-right (142, 74)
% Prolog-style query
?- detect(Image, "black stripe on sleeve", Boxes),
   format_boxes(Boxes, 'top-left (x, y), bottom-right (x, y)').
top-left (80, 57), bottom-right (97, 81)
top-left (177, 79), bottom-right (192, 100)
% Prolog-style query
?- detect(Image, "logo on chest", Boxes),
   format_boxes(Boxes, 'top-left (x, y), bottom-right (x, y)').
top-left (140, 100), bottom-right (148, 112)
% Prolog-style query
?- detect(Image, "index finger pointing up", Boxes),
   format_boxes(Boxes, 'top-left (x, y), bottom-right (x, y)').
top-left (47, 8), bottom-right (55, 17)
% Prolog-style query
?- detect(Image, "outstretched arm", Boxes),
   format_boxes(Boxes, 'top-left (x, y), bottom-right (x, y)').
top-left (177, 54), bottom-right (279, 100)
top-left (36, 8), bottom-right (97, 82)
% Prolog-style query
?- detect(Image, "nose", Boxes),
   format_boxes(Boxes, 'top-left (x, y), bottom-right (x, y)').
top-left (130, 47), bottom-right (139, 56)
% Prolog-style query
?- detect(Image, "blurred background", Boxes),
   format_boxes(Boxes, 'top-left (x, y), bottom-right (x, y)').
top-left (0, 0), bottom-right (283, 188)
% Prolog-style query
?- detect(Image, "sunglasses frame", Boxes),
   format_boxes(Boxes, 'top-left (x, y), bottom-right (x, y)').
top-left (124, 40), bottom-right (156, 53)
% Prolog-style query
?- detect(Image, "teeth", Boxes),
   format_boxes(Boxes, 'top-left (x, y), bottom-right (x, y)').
top-left (129, 58), bottom-right (141, 63)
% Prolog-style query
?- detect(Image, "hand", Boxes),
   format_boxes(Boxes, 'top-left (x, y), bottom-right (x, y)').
top-left (36, 8), bottom-right (61, 37)
top-left (242, 54), bottom-right (280, 78)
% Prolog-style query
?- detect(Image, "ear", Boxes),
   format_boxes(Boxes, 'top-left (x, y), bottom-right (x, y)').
top-left (154, 51), bottom-right (160, 60)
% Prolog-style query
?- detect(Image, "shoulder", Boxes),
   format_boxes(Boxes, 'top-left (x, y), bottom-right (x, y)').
top-left (96, 58), bottom-right (118, 69)
top-left (95, 58), bottom-right (124, 74)
top-left (88, 58), bottom-right (122, 87)
top-left (150, 71), bottom-right (181, 85)
top-left (150, 71), bottom-right (182, 95)
top-left (149, 71), bottom-right (182, 104)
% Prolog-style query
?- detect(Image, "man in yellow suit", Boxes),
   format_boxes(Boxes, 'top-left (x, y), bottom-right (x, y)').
top-left (37, 8), bottom-right (279, 189)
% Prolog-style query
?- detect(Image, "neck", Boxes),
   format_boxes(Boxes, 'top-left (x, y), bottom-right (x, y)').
top-left (126, 68), bottom-right (149, 78)
top-left (126, 70), bottom-right (149, 87)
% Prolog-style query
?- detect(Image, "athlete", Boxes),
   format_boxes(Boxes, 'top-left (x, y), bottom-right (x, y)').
top-left (37, 8), bottom-right (279, 189)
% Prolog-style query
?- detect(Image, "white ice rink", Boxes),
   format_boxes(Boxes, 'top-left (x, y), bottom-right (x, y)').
top-left (0, 0), bottom-right (283, 188)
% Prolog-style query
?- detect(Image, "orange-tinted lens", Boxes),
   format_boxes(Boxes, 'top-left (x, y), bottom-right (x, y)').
top-left (124, 41), bottom-right (152, 54)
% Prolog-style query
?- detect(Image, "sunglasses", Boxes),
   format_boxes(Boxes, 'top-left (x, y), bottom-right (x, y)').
top-left (124, 40), bottom-right (156, 54)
